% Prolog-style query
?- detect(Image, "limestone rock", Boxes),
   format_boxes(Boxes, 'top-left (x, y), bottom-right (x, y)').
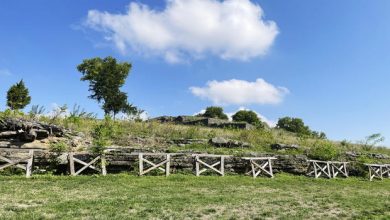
top-left (209, 137), bottom-right (251, 148)
top-left (0, 131), bottom-right (18, 139)
top-left (271, 143), bottom-right (300, 151)
top-left (35, 129), bottom-right (49, 139)
top-left (21, 129), bottom-right (37, 142)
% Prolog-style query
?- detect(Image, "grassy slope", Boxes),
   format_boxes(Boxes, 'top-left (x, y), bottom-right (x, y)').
top-left (0, 174), bottom-right (389, 219)
top-left (3, 113), bottom-right (390, 161)
top-left (59, 119), bottom-right (390, 163)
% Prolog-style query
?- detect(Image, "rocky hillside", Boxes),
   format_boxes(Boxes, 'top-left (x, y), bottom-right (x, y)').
top-left (1, 115), bottom-right (389, 163)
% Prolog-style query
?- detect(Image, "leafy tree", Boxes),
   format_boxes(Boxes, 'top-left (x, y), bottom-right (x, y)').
top-left (276, 117), bottom-right (311, 135)
top-left (77, 56), bottom-right (139, 119)
top-left (277, 116), bottom-right (327, 138)
top-left (6, 80), bottom-right (31, 110)
top-left (200, 106), bottom-right (228, 120)
top-left (232, 110), bottom-right (260, 125)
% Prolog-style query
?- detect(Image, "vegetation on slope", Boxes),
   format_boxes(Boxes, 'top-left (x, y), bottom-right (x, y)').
top-left (1, 108), bottom-right (390, 164)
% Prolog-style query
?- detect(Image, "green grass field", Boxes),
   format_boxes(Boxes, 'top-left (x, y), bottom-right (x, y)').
top-left (0, 174), bottom-right (388, 219)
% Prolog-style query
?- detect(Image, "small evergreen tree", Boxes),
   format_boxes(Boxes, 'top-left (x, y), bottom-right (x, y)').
top-left (201, 106), bottom-right (228, 120)
top-left (6, 80), bottom-right (31, 110)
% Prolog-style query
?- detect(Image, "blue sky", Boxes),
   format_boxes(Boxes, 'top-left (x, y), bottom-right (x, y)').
top-left (1, 0), bottom-right (390, 145)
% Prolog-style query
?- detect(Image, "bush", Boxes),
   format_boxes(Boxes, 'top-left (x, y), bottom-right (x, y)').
top-left (308, 141), bottom-right (340, 161)
top-left (48, 140), bottom-right (69, 174)
top-left (200, 106), bottom-right (228, 120)
top-left (277, 116), bottom-right (326, 139)
top-left (277, 117), bottom-right (311, 135)
top-left (91, 116), bottom-right (118, 153)
top-left (49, 141), bottom-right (69, 154)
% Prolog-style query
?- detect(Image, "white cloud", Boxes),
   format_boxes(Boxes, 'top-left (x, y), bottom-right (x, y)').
top-left (138, 111), bottom-right (149, 121)
top-left (193, 109), bottom-right (206, 116)
top-left (118, 111), bottom-right (150, 121)
top-left (0, 69), bottom-right (12, 76)
top-left (190, 78), bottom-right (289, 105)
top-left (85, 0), bottom-right (278, 63)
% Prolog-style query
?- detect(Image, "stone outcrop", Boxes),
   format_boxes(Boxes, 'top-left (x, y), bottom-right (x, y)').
top-left (271, 143), bottom-right (300, 151)
top-left (0, 117), bottom-right (65, 143)
top-left (209, 137), bottom-right (251, 148)
top-left (168, 139), bottom-right (207, 147)
top-left (345, 151), bottom-right (390, 160)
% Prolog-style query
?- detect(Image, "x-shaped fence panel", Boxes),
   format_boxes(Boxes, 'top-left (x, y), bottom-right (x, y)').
top-left (134, 153), bottom-right (174, 176)
top-left (68, 152), bottom-right (106, 176)
top-left (0, 149), bottom-right (37, 178)
top-left (307, 160), bottom-right (332, 179)
top-left (330, 161), bottom-right (349, 178)
top-left (365, 164), bottom-right (387, 181)
top-left (384, 165), bottom-right (390, 178)
top-left (193, 154), bottom-right (231, 176)
top-left (242, 157), bottom-right (277, 178)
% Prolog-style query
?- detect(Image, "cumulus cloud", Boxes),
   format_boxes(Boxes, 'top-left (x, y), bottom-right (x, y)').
top-left (85, 0), bottom-right (278, 63)
top-left (190, 78), bottom-right (289, 105)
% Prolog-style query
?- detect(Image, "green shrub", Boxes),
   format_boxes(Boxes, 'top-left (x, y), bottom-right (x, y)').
top-left (308, 141), bottom-right (340, 161)
top-left (91, 116), bottom-right (119, 153)
top-left (199, 106), bottom-right (228, 120)
top-left (49, 141), bottom-right (69, 154)
top-left (48, 140), bottom-right (69, 174)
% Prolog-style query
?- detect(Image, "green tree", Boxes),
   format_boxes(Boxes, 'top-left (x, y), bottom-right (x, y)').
top-left (276, 117), bottom-right (311, 135)
top-left (232, 110), bottom-right (260, 125)
top-left (77, 56), bottom-right (139, 119)
top-left (6, 80), bottom-right (31, 110)
top-left (201, 106), bottom-right (228, 120)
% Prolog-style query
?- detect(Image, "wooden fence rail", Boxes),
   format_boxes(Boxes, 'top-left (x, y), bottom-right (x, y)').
top-left (193, 154), bottom-right (231, 176)
top-left (132, 153), bottom-right (179, 176)
top-left (242, 157), bottom-right (277, 178)
top-left (3, 148), bottom-right (390, 181)
top-left (0, 148), bottom-right (43, 178)
top-left (365, 164), bottom-right (389, 181)
top-left (68, 152), bottom-right (106, 176)
top-left (307, 160), bottom-right (349, 179)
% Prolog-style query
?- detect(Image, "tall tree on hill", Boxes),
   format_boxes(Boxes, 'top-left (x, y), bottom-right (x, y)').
top-left (77, 56), bottom-right (139, 119)
top-left (6, 80), bottom-right (31, 111)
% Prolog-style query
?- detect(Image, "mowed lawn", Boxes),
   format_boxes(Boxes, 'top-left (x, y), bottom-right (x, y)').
top-left (0, 174), bottom-right (389, 219)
